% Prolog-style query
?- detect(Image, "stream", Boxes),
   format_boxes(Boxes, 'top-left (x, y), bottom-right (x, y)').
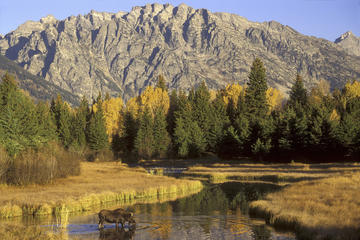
top-left (10, 181), bottom-right (296, 240)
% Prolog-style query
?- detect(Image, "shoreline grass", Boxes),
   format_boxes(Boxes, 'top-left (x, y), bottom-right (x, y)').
top-left (183, 162), bottom-right (360, 183)
top-left (184, 162), bottom-right (360, 239)
top-left (249, 174), bottom-right (360, 240)
top-left (0, 162), bottom-right (203, 218)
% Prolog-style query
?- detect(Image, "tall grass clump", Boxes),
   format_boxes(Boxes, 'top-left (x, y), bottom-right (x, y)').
top-left (5, 143), bottom-right (81, 185)
top-left (0, 147), bottom-right (10, 183)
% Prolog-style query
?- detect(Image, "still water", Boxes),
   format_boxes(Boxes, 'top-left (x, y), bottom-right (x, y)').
top-left (23, 182), bottom-right (296, 240)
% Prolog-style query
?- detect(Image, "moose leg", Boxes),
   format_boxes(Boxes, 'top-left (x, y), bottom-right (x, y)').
top-left (98, 218), bottom-right (104, 229)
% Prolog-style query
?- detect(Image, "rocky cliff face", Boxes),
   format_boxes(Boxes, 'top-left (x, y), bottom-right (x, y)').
top-left (335, 31), bottom-right (360, 57)
top-left (0, 3), bottom-right (359, 100)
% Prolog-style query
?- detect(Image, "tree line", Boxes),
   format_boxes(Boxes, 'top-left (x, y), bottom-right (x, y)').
top-left (0, 57), bottom-right (359, 185)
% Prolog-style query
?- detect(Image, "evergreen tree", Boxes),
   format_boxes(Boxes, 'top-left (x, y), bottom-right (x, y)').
top-left (121, 111), bottom-right (138, 154)
top-left (217, 126), bottom-right (241, 157)
top-left (245, 58), bottom-right (268, 118)
top-left (336, 97), bottom-right (360, 157)
top-left (191, 81), bottom-right (212, 149)
top-left (135, 107), bottom-right (155, 159)
top-left (0, 73), bottom-right (53, 156)
top-left (288, 74), bottom-right (308, 107)
top-left (167, 90), bottom-right (179, 139)
top-left (50, 94), bottom-right (73, 148)
top-left (173, 93), bottom-right (206, 157)
top-left (156, 75), bottom-right (168, 91)
top-left (87, 97), bottom-right (108, 151)
top-left (72, 96), bottom-right (89, 148)
top-left (209, 94), bottom-right (229, 151)
top-left (0, 72), bottom-right (18, 107)
top-left (248, 117), bottom-right (274, 160)
top-left (233, 114), bottom-right (250, 154)
top-left (153, 108), bottom-right (171, 158)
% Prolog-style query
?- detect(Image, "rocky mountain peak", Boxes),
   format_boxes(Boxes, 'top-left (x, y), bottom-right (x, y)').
top-left (0, 4), bottom-right (359, 101)
top-left (335, 31), bottom-right (360, 56)
top-left (40, 15), bottom-right (57, 24)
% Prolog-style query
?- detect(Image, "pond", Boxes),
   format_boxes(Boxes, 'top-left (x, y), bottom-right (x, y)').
top-left (11, 182), bottom-right (296, 240)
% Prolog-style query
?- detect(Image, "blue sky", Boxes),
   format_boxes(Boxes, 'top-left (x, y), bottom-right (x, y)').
top-left (0, 0), bottom-right (359, 41)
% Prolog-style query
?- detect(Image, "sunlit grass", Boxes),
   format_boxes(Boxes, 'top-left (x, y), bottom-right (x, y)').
top-left (184, 162), bottom-right (360, 183)
top-left (250, 174), bottom-right (360, 239)
top-left (0, 223), bottom-right (63, 240)
top-left (0, 162), bottom-right (203, 217)
top-left (185, 162), bottom-right (360, 239)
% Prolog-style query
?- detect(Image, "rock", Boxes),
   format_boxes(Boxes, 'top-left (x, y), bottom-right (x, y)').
top-left (335, 31), bottom-right (360, 57)
top-left (0, 4), bottom-right (359, 101)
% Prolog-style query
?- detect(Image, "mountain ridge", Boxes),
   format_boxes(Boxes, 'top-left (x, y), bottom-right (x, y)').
top-left (0, 3), bottom-right (359, 100)
top-left (0, 54), bottom-right (79, 105)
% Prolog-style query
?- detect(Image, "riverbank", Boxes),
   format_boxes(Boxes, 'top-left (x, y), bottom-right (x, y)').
top-left (183, 161), bottom-right (360, 239)
top-left (183, 162), bottom-right (360, 183)
top-left (250, 174), bottom-right (360, 240)
top-left (0, 223), bottom-right (62, 240)
top-left (0, 162), bottom-right (203, 218)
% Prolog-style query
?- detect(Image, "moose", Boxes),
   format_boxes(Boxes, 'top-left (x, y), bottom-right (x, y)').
top-left (98, 208), bottom-right (136, 230)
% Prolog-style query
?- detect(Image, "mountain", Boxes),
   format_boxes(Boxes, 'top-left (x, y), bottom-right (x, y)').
top-left (0, 54), bottom-right (79, 105)
top-left (0, 3), bottom-right (359, 101)
top-left (335, 31), bottom-right (360, 57)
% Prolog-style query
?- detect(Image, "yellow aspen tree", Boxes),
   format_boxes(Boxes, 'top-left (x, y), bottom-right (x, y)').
top-left (329, 109), bottom-right (340, 122)
top-left (101, 97), bottom-right (124, 142)
top-left (125, 96), bottom-right (140, 119)
top-left (222, 84), bottom-right (244, 106)
top-left (309, 79), bottom-right (330, 105)
top-left (344, 80), bottom-right (360, 99)
top-left (209, 89), bottom-right (217, 102)
top-left (139, 86), bottom-right (170, 115)
top-left (266, 87), bottom-right (284, 112)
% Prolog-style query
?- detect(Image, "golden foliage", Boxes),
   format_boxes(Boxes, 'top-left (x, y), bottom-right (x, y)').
top-left (222, 84), bottom-right (244, 106)
top-left (309, 79), bottom-right (330, 105)
top-left (125, 96), bottom-right (140, 119)
top-left (139, 86), bottom-right (170, 115)
top-left (102, 97), bottom-right (124, 142)
top-left (209, 89), bottom-right (217, 102)
top-left (343, 80), bottom-right (360, 99)
top-left (329, 109), bottom-right (340, 122)
top-left (93, 97), bottom-right (124, 142)
top-left (266, 87), bottom-right (284, 112)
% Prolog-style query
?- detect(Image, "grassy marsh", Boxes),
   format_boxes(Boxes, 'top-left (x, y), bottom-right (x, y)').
top-left (0, 162), bottom-right (203, 218)
top-left (250, 174), bottom-right (360, 240)
top-left (183, 162), bottom-right (360, 183)
top-left (184, 161), bottom-right (360, 239)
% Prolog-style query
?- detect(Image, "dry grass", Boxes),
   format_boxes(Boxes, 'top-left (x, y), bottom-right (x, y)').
top-left (250, 174), bottom-right (360, 239)
top-left (184, 162), bottom-right (360, 183)
top-left (0, 223), bottom-right (63, 240)
top-left (185, 162), bottom-right (360, 239)
top-left (0, 162), bottom-right (203, 218)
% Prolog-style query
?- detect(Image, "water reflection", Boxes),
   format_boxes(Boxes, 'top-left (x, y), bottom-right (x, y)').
top-left (99, 227), bottom-right (136, 240)
top-left (3, 182), bottom-right (295, 240)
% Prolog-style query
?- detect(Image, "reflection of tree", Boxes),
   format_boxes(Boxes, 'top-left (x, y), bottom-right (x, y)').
top-left (250, 224), bottom-right (272, 240)
top-left (222, 182), bottom-right (281, 213)
top-left (150, 220), bottom-right (172, 239)
top-left (99, 227), bottom-right (136, 240)
top-left (172, 185), bottom-right (229, 216)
